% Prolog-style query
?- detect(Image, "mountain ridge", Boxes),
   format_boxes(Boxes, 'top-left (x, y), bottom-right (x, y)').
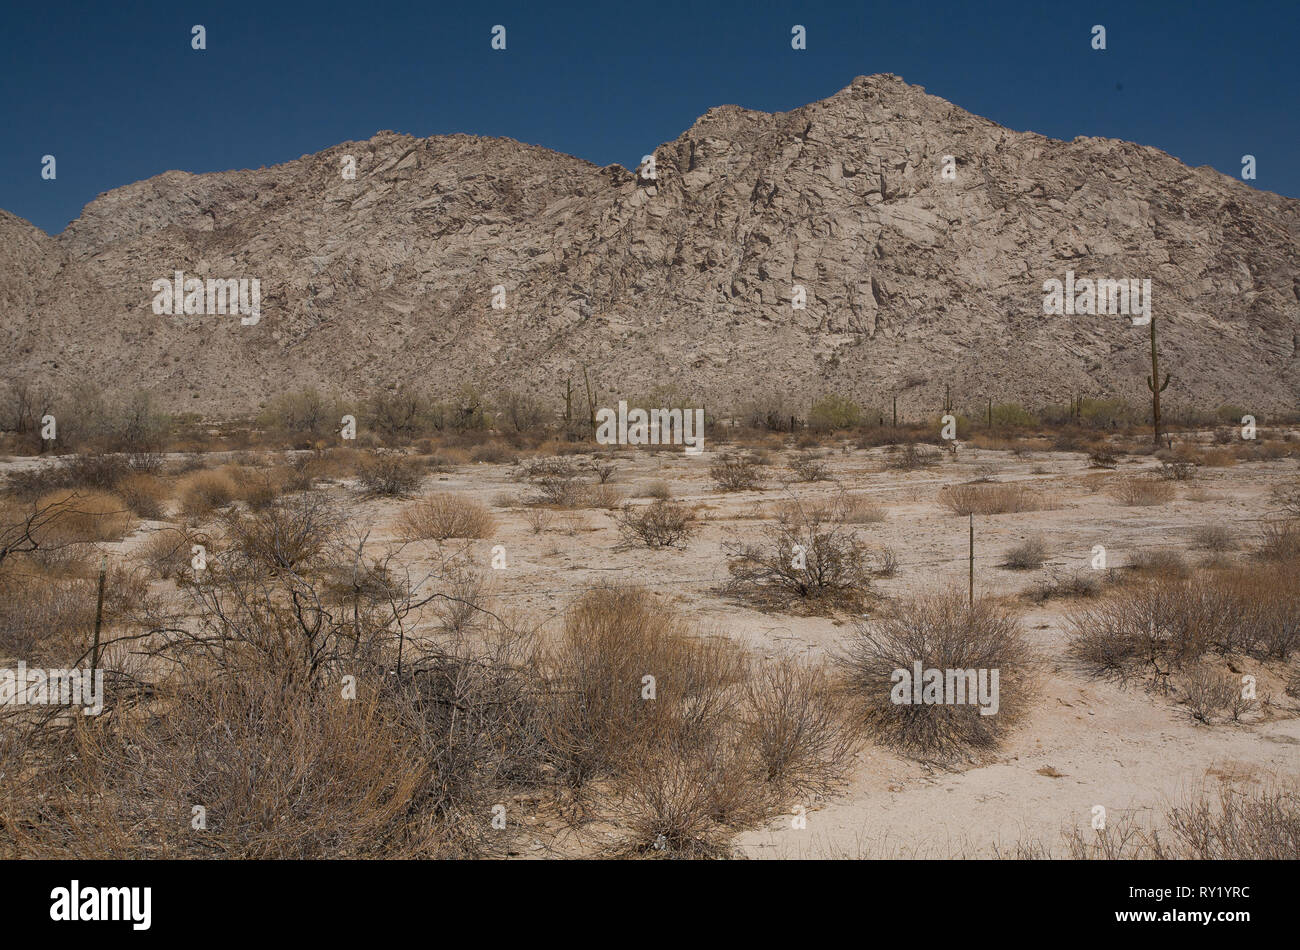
top-left (3, 73), bottom-right (1298, 419)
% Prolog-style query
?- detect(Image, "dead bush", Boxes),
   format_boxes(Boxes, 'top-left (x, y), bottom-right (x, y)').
top-left (741, 660), bottom-right (859, 794)
top-left (135, 526), bottom-right (210, 582)
top-left (355, 451), bottom-right (424, 496)
top-left (177, 469), bottom-right (239, 517)
top-left (544, 587), bottom-right (747, 787)
top-left (219, 495), bottom-right (342, 572)
top-left (722, 502), bottom-right (872, 611)
top-left (1178, 663), bottom-right (1241, 723)
top-left (615, 500), bottom-right (697, 550)
top-left (1191, 524), bottom-right (1237, 552)
top-left (399, 493), bottom-right (495, 541)
top-left (32, 489), bottom-right (133, 543)
top-left (1002, 536), bottom-right (1047, 570)
top-left (789, 452), bottom-right (831, 482)
top-left (832, 493), bottom-right (886, 524)
top-left (709, 454), bottom-right (765, 492)
top-left (940, 482), bottom-right (1044, 516)
top-left (116, 472), bottom-right (170, 519)
top-left (1111, 478), bottom-right (1175, 506)
top-left (1025, 567), bottom-right (1102, 603)
top-left (888, 443), bottom-right (941, 470)
top-left (1256, 519), bottom-right (1300, 562)
top-left (839, 591), bottom-right (1037, 763)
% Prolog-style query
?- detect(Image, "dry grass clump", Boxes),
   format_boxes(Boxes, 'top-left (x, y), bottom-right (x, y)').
top-left (1066, 562), bottom-right (1300, 683)
top-left (177, 468), bottom-right (239, 517)
top-left (1025, 567), bottom-right (1103, 603)
top-left (839, 591), bottom-right (1037, 763)
top-left (722, 502), bottom-right (872, 612)
top-left (939, 482), bottom-right (1045, 516)
top-left (399, 493), bottom-right (495, 541)
top-left (1001, 536), bottom-right (1047, 570)
top-left (614, 500), bottom-right (697, 549)
top-left (581, 482), bottom-right (623, 510)
top-left (1009, 779), bottom-right (1300, 859)
top-left (709, 454), bottom-right (766, 492)
top-left (32, 489), bottom-right (133, 542)
top-left (831, 493), bottom-right (886, 524)
top-left (1111, 477), bottom-right (1175, 506)
top-left (545, 588), bottom-right (857, 855)
top-left (115, 472), bottom-right (171, 520)
top-left (640, 480), bottom-right (673, 500)
top-left (0, 569), bottom-right (95, 663)
top-left (1, 671), bottom-right (506, 858)
top-left (135, 526), bottom-right (211, 582)
top-left (1190, 524), bottom-right (1237, 552)
top-left (887, 443), bottom-right (941, 470)
top-left (1126, 547), bottom-right (1190, 577)
top-left (1177, 662), bottom-right (1256, 723)
top-left (1256, 519), bottom-right (1300, 562)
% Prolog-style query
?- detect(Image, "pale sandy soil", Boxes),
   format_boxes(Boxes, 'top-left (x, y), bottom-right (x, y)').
top-left (12, 439), bottom-right (1298, 857)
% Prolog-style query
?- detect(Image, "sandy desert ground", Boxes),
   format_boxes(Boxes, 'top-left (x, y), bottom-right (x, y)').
top-left (7, 427), bottom-right (1293, 858)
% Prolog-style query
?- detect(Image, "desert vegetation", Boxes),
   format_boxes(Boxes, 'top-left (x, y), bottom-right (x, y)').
top-left (1, 388), bottom-right (1297, 860)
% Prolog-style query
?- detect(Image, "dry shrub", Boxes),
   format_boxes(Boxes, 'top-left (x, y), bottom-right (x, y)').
top-left (1256, 519), bottom-right (1300, 562)
top-left (469, 442), bottom-right (518, 464)
top-left (32, 489), bottom-right (132, 542)
top-left (940, 482), bottom-right (1044, 516)
top-left (722, 502), bottom-right (872, 611)
top-left (135, 526), bottom-right (210, 581)
top-left (0, 570), bottom-right (95, 663)
top-left (887, 443), bottom-right (942, 470)
top-left (582, 482), bottom-right (624, 510)
top-left (832, 493), bottom-right (886, 524)
top-left (615, 500), bottom-right (697, 549)
top-left (709, 454), bottom-right (765, 492)
top-left (219, 495), bottom-right (341, 572)
top-left (2, 673), bottom-right (485, 858)
top-left (1067, 562), bottom-right (1300, 681)
top-left (545, 588), bottom-right (856, 854)
top-left (544, 588), bottom-right (747, 787)
top-left (398, 493), bottom-right (495, 541)
top-left (789, 452), bottom-right (831, 482)
top-left (1044, 780), bottom-right (1300, 860)
top-left (1111, 477), bottom-right (1175, 506)
top-left (355, 451), bottom-right (424, 496)
top-left (523, 508), bottom-right (552, 534)
top-left (1002, 536), bottom-right (1047, 570)
top-left (641, 480), bottom-right (673, 500)
top-left (1191, 524), bottom-right (1237, 552)
top-left (520, 457), bottom-right (582, 506)
top-left (116, 472), bottom-right (170, 519)
top-left (1127, 548), bottom-right (1190, 577)
top-left (741, 660), bottom-right (858, 792)
top-left (1025, 566), bottom-right (1102, 603)
top-left (177, 469), bottom-right (238, 517)
top-left (839, 591), bottom-right (1037, 763)
top-left (1177, 662), bottom-right (1251, 723)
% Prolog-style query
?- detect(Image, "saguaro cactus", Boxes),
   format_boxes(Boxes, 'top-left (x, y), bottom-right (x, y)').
top-left (1146, 315), bottom-right (1170, 446)
top-left (943, 384), bottom-right (953, 415)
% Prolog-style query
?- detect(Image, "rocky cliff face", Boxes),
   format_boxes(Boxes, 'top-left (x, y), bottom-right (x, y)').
top-left (3, 74), bottom-right (1298, 419)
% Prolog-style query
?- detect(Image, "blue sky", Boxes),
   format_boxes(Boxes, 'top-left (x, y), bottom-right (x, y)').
top-left (3, 0), bottom-right (1296, 234)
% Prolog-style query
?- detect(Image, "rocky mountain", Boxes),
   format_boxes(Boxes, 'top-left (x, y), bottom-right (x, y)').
top-left (3, 73), bottom-right (1298, 420)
